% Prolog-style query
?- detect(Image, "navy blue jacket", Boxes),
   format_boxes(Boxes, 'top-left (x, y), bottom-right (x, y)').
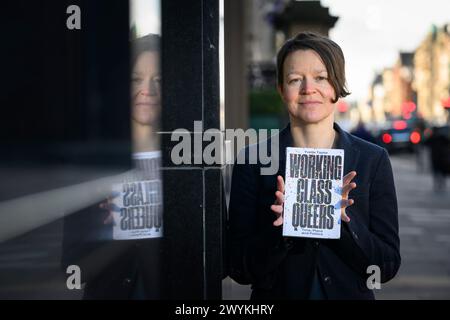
top-left (228, 123), bottom-right (400, 300)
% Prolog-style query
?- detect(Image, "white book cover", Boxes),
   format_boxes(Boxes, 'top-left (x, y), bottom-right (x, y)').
top-left (283, 147), bottom-right (344, 239)
top-left (111, 151), bottom-right (163, 240)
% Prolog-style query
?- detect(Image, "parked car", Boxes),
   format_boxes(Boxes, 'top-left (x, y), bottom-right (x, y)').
top-left (375, 118), bottom-right (425, 152)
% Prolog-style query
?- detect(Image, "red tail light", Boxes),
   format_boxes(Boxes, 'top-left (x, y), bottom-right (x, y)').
top-left (410, 131), bottom-right (421, 144)
top-left (382, 133), bottom-right (392, 144)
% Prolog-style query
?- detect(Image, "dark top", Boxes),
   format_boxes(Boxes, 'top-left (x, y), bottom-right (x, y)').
top-left (228, 123), bottom-right (401, 300)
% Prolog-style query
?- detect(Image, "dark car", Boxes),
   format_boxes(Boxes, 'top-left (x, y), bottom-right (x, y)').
top-left (376, 118), bottom-right (424, 152)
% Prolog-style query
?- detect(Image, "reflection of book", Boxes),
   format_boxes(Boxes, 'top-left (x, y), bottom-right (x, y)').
top-left (112, 151), bottom-right (163, 240)
top-left (283, 148), bottom-right (344, 239)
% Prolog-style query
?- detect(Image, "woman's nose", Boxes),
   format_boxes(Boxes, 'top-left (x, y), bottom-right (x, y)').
top-left (138, 79), bottom-right (158, 96)
top-left (139, 87), bottom-right (150, 96)
top-left (300, 79), bottom-right (316, 94)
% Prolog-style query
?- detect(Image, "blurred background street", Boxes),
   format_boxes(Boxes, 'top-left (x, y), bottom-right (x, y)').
top-left (377, 151), bottom-right (450, 299)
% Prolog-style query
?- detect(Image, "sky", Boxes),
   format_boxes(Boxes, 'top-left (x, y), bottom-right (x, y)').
top-left (320, 0), bottom-right (450, 102)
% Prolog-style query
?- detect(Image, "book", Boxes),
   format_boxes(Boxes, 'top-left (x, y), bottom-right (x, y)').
top-left (282, 147), bottom-right (344, 239)
top-left (111, 151), bottom-right (163, 240)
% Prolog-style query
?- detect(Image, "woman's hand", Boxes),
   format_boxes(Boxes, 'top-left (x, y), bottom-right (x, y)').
top-left (341, 171), bottom-right (357, 223)
top-left (270, 171), bottom-right (357, 227)
top-left (270, 175), bottom-right (285, 227)
top-left (98, 191), bottom-right (121, 225)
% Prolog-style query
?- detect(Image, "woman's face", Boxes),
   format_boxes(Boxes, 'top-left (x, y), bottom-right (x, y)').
top-left (278, 49), bottom-right (336, 125)
top-left (131, 51), bottom-right (161, 126)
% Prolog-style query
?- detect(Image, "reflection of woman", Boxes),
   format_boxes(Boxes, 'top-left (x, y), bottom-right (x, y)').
top-left (62, 34), bottom-right (164, 299)
top-left (228, 32), bottom-right (400, 300)
top-left (130, 34), bottom-right (161, 153)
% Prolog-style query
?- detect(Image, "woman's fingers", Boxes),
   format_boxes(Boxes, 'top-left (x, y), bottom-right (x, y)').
top-left (274, 190), bottom-right (284, 205)
top-left (99, 201), bottom-right (121, 212)
top-left (273, 215), bottom-right (283, 227)
top-left (343, 171), bottom-right (357, 186)
top-left (270, 204), bottom-right (284, 226)
top-left (277, 175), bottom-right (285, 194)
top-left (341, 211), bottom-right (351, 223)
top-left (341, 172), bottom-right (356, 224)
top-left (341, 198), bottom-right (354, 208)
top-left (103, 212), bottom-right (115, 225)
top-left (271, 204), bottom-right (283, 215)
top-left (271, 176), bottom-right (285, 226)
top-left (99, 195), bottom-right (113, 210)
top-left (99, 196), bottom-right (118, 225)
top-left (274, 176), bottom-right (285, 205)
top-left (340, 199), bottom-right (354, 223)
top-left (342, 182), bottom-right (357, 198)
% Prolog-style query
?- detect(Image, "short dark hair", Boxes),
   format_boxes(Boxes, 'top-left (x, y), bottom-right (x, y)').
top-left (131, 34), bottom-right (160, 67)
top-left (276, 32), bottom-right (350, 103)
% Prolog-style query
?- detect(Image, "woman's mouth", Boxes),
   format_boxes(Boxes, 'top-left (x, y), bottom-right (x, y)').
top-left (135, 102), bottom-right (159, 107)
top-left (299, 101), bottom-right (322, 106)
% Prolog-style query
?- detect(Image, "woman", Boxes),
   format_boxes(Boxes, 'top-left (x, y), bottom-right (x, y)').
top-left (62, 34), bottom-right (164, 299)
top-left (130, 34), bottom-right (161, 153)
top-left (228, 32), bottom-right (400, 300)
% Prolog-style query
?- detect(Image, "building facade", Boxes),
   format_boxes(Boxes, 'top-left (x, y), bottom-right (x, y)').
top-left (413, 24), bottom-right (450, 125)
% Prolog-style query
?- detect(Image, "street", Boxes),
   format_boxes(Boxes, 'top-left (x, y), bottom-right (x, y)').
top-left (377, 150), bottom-right (450, 299)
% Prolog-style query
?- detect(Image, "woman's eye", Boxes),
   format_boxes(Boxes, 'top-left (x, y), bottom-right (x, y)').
top-left (289, 79), bottom-right (300, 85)
top-left (316, 76), bottom-right (327, 81)
top-left (132, 77), bottom-right (142, 83)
